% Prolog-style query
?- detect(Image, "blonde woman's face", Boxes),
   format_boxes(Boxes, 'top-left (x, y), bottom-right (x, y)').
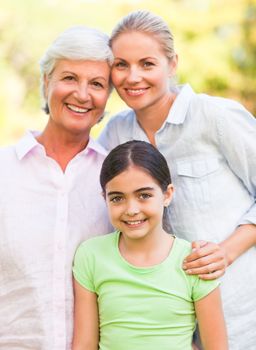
top-left (111, 31), bottom-right (177, 113)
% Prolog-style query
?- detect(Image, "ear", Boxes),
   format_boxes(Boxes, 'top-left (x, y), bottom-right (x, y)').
top-left (168, 54), bottom-right (178, 77)
top-left (164, 184), bottom-right (174, 207)
top-left (44, 74), bottom-right (49, 99)
top-left (101, 191), bottom-right (106, 200)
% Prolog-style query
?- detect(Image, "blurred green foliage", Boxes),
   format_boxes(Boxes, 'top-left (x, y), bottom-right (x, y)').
top-left (0, 0), bottom-right (255, 145)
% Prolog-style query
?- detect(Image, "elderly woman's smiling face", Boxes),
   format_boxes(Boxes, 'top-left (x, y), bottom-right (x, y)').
top-left (44, 59), bottom-right (110, 138)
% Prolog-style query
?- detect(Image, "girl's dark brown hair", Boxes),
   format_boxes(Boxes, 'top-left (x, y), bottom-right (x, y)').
top-left (100, 140), bottom-right (171, 194)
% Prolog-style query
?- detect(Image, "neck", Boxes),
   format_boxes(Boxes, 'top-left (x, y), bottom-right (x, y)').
top-left (118, 229), bottom-right (174, 267)
top-left (36, 123), bottom-right (89, 172)
top-left (135, 92), bottom-right (176, 144)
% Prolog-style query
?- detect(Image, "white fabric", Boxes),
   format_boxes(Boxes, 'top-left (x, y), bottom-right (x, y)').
top-left (99, 84), bottom-right (256, 349)
top-left (0, 131), bottom-right (112, 350)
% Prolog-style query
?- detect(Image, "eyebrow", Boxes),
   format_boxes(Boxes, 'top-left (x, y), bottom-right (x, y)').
top-left (107, 187), bottom-right (155, 197)
top-left (61, 71), bottom-right (107, 81)
top-left (107, 191), bottom-right (123, 197)
top-left (114, 57), bottom-right (157, 61)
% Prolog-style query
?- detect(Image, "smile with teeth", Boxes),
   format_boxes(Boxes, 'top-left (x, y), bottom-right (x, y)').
top-left (123, 219), bottom-right (146, 225)
top-left (66, 103), bottom-right (91, 113)
top-left (125, 88), bottom-right (148, 96)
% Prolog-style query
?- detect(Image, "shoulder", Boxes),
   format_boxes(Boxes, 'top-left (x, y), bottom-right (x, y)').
top-left (190, 92), bottom-right (254, 121)
top-left (174, 237), bottom-right (192, 256)
top-left (173, 237), bottom-right (219, 300)
top-left (98, 109), bottom-right (136, 150)
top-left (76, 231), bottom-right (117, 256)
top-left (0, 145), bottom-right (18, 178)
top-left (171, 237), bottom-right (193, 266)
top-left (86, 137), bottom-right (108, 161)
top-left (185, 92), bottom-right (255, 139)
top-left (105, 109), bottom-right (135, 128)
top-left (0, 144), bottom-right (16, 159)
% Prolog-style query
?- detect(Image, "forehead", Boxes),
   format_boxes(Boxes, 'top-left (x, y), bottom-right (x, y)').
top-left (52, 59), bottom-right (110, 78)
top-left (111, 31), bottom-right (165, 58)
top-left (106, 166), bottom-right (160, 192)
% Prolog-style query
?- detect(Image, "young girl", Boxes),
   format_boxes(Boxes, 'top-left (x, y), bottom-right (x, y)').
top-left (72, 140), bottom-right (228, 350)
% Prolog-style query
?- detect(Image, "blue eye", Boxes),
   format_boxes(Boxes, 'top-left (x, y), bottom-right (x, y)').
top-left (143, 61), bottom-right (154, 68)
top-left (63, 75), bottom-right (75, 81)
top-left (114, 61), bottom-right (127, 69)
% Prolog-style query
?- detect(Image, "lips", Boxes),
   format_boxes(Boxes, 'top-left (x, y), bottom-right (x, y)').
top-left (123, 219), bottom-right (147, 227)
top-left (125, 88), bottom-right (148, 96)
top-left (66, 103), bottom-right (91, 113)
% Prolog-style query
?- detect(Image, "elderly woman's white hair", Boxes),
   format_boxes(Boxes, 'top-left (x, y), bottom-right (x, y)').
top-left (40, 25), bottom-right (113, 113)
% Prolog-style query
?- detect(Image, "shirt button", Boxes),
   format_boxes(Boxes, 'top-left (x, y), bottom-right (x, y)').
top-left (57, 242), bottom-right (64, 251)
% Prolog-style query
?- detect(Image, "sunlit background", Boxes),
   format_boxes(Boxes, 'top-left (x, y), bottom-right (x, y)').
top-left (0, 0), bottom-right (255, 145)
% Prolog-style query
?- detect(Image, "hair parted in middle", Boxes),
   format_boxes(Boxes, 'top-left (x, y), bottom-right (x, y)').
top-left (100, 140), bottom-right (172, 195)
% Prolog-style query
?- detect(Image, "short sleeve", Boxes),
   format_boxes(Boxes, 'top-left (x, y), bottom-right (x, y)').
top-left (192, 276), bottom-right (220, 301)
top-left (73, 242), bottom-right (95, 292)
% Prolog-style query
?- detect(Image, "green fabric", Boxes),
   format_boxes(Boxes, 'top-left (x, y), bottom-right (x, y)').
top-left (73, 231), bottom-right (219, 350)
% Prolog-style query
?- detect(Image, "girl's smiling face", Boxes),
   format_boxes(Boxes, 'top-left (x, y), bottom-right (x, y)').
top-left (105, 165), bottom-right (173, 242)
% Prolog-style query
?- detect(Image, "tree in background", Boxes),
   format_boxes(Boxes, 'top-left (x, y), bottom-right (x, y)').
top-left (0, 0), bottom-right (255, 145)
top-left (232, 0), bottom-right (256, 113)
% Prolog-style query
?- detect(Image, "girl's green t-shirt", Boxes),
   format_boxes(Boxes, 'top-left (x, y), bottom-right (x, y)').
top-left (73, 231), bottom-right (219, 350)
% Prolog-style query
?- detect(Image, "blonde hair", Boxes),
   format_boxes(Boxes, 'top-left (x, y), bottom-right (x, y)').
top-left (110, 10), bottom-right (175, 61)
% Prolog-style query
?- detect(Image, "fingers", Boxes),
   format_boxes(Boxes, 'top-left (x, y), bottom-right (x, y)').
top-left (191, 240), bottom-right (208, 251)
top-left (198, 269), bottom-right (224, 280)
top-left (185, 241), bottom-right (221, 263)
top-left (183, 261), bottom-right (226, 280)
top-left (183, 241), bottom-right (228, 280)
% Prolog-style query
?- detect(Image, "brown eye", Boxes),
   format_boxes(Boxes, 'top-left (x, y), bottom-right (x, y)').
top-left (110, 196), bottom-right (123, 203)
top-left (139, 193), bottom-right (152, 200)
top-left (92, 81), bottom-right (104, 89)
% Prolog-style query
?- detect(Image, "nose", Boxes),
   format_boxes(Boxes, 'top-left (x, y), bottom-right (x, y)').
top-left (125, 199), bottom-right (140, 216)
top-left (126, 67), bottom-right (142, 84)
top-left (74, 83), bottom-right (90, 103)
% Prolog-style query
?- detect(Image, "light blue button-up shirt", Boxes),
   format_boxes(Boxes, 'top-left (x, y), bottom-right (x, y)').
top-left (99, 84), bottom-right (256, 349)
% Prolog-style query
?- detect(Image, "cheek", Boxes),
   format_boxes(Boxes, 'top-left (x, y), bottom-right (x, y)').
top-left (95, 92), bottom-right (109, 110)
top-left (148, 201), bottom-right (165, 215)
top-left (108, 202), bottom-right (125, 218)
top-left (152, 71), bottom-right (168, 86)
top-left (111, 70), bottom-right (123, 87)
top-left (48, 84), bottom-right (66, 102)
top-left (106, 202), bottom-right (117, 217)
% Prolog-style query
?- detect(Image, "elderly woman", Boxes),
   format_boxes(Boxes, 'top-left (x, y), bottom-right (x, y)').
top-left (0, 26), bottom-right (113, 349)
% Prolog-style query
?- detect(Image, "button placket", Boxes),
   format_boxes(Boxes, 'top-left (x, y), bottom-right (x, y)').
top-left (52, 176), bottom-right (69, 349)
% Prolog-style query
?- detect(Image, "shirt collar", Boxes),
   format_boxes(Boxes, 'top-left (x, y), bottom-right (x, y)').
top-left (131, 84), bottom-right (195, 138)
top-left (85, 137), bottom-right (108, 156)
top-left (15, 131), bottom-right (107, 160)
top-left (166, 84), bottom-right (195, 125)
top-left (15, 131), bottom-right (41, 160)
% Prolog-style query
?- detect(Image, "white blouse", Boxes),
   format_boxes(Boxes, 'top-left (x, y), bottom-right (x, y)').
top-left (0, 131), bottom-right (112, 350)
